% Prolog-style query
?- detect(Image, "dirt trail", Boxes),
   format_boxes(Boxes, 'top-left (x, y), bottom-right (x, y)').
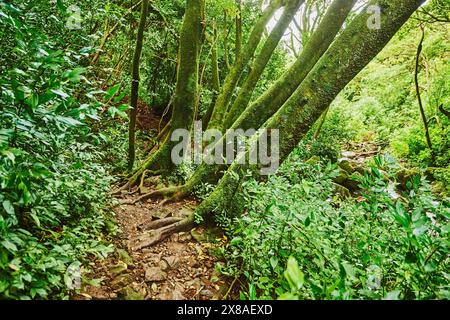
top-left (75, 192), bottom-right (227, 300)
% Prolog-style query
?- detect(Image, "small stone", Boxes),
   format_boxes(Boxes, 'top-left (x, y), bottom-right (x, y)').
top-left (142, 252), bottom-right (161, 265)
top-left (178, 232), bottom-right (192, 242)
top-left (151, 283), bottom-right (158, 292)
top-left (145, 267), bottom-right (167, 282)
top-left (162, 256), bottom-right (180, 269)
top-left (200, 289), bottom-right (214, 298)
top-left (185, 278), bottom-right (202, 290)
top-left (159, 259), bottom-right (169, 271)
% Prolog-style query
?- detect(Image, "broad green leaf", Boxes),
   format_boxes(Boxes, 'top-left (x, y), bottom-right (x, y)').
top-left (105, 84), bottom-right (120, 100)
top-left (270, 256), bottom-right (278, 270)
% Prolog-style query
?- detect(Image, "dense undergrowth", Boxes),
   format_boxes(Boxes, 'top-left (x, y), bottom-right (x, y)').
top-left (0, 2), bottom-right (128, 299)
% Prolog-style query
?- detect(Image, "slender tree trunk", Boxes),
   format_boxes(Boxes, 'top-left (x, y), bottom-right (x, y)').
top-left (195, 0), bottom-right (425, 218)
top-left (235, 0), bottom-right (243, 60)
top-left (414, 25), bottom-right (434, 161)
top-left (223, 11), bottom-right (231, 70)
top-left (313, 106), bottom-right (330, 140)
top-left (128, 0), bottom-right (149, 170)
top-left (223, 0), bottom-right (304, 130)
top-left (206, 0), bottom-right (283, 131)
top-left (203, 21), bottom-right (221, 129)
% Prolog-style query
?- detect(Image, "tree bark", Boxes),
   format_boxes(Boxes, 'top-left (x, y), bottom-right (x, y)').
top-left (124, 0), bottom-right (204, 188)
top-left (128, 0), bottom-right (149, 171)
top-left (175, 0), bottom-right (357, 193)
top-left (235, 0), bottom-right (243, 60)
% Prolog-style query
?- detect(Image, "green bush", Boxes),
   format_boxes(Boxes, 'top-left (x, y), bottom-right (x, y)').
top-left (220, 155), bottom-right (449, 300)
top-left (0, 2), bottom-right (122, 299)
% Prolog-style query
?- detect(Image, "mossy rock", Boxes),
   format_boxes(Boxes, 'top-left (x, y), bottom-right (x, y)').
top-left (338, 159), bottom-right (356, 174)
top-left (396, 168), bottom-right (420, 188)
top-left (334, 168), bottom-right (349, 185)
top-left (109, 261), bottom-right (128, 275)
top-left (117, 286), bottom-right (145, 300)
top-left (305, 156), bottom-right (321, 165)
top-left (332, 182), bottom-right (351, 198)
top-left (111, 273), bottom-right (133, 288)
top-left (333, 169), bottom-right (362, 192)
top-left (117, 248), bottom-right (133, 265)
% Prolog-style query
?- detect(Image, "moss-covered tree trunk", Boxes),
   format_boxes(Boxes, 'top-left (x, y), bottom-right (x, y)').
top-left (121, 0), bottom-right (204, 190)
top-left (128, 0), bottom-right (149, 171)
top-left (206, 0), bottom-right (283, 131)
top-left (235, 0), bottom-right (243, 60)
top-left (195, 0), bottom-right (425, 218)
top-left (223, 0), bottom-right (304, 130)
top-left (170, 0), bottom-right (357, 194)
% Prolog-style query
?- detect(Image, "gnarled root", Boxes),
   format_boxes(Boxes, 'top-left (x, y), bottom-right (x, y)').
top-left (130, 214), bottom-right (194, 250)
top-left (131, 182), bottom-right (194, 204)
top-left (138, 216), bottom-right (183, 231)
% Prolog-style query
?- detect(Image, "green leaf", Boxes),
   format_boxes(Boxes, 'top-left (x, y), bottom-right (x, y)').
top-left (56, 116), bottom-right (83, 126)
top-left (270, 256), bottom-right (278, 270)
top-left (51, 89), bottom-right (70, 100)
top-left (105, 84), bottom-right (120, 100)
top-left (230, 237), bottom-right (242, 246)
top-left (25, 92), bottom-right (39, 110)
top-left (278, 292), bottom-right (298, 300)
top-left (30, 212), bottom-right (41, 227)
top-left (56, 0), bottom-right (67, 12)
top-left (2, 200), bottom-right (14, 216)
top-left (284, 256), bottom-right (304, 291)
top-left (1, 239), bottom-right (18, 252)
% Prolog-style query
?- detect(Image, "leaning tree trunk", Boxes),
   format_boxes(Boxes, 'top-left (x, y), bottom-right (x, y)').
top-left (128, 0), bottom-right (149, 171)
top-left (149, 0), bottom-right (358, 199)
top-left (206, 0), bottom-right (283, 131)
top-left (118, 0), bottom-right (204, 191)
top-left (195, 0), bottom-right (425, 219)
top-left (223, 0), bottom-right (304, 130)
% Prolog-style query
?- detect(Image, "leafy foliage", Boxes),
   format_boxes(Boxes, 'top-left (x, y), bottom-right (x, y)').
top-left (220, 155), bottom-right (449, 300)
top-left (0, 1), bottom-right (122, 299)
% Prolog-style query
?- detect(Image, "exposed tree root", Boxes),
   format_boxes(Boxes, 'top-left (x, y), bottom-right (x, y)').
top-left (111, 168), bottom-right (161, 196)
top-left (137, 216), bottom-right (183, 231)
top-left (130, 214), bottom-right (195, 250)
top-left (131, 186), bottom-right (182, 204)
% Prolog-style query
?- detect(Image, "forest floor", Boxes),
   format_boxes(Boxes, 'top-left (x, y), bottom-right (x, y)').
top-left (73, 98), bottom-right (385, 300)
top-left (74, 188), bottom-right (229, 300)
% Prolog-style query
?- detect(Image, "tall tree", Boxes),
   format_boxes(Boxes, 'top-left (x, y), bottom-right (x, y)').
top-left (119, 0), bottom-right (204, 191)
top-left (128, 0), bottom-right (149, 170)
